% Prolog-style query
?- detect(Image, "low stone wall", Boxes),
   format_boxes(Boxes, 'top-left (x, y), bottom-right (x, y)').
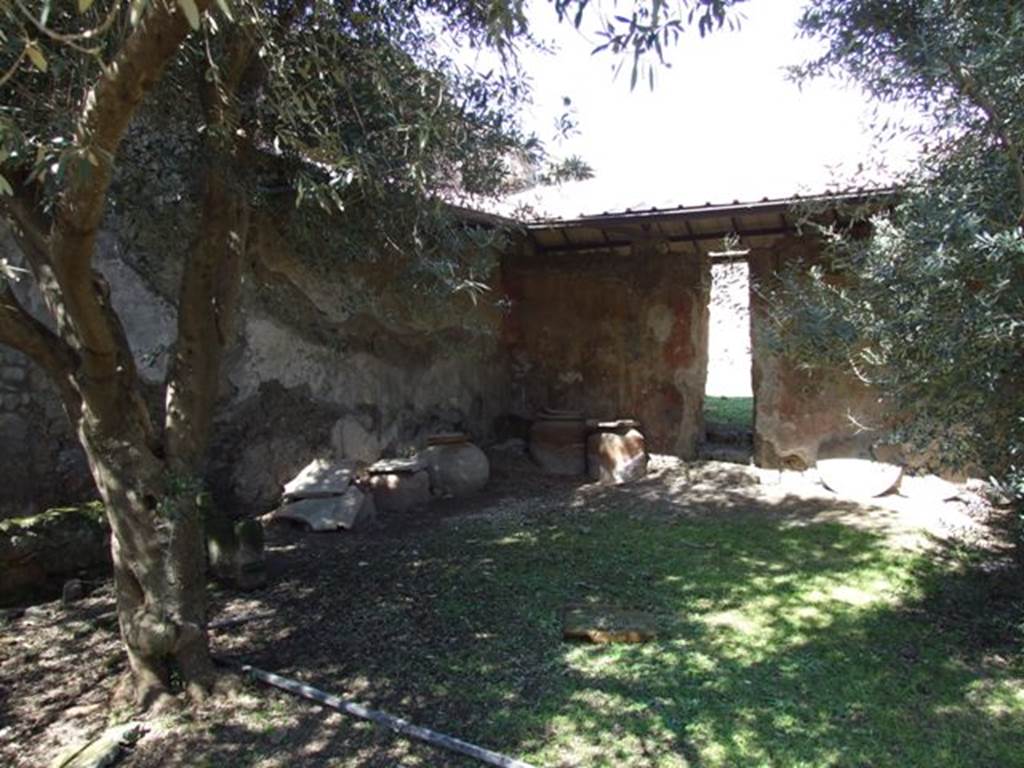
top-left (503, 241), bottom-right (709, 458)
top-left (0, 504), bottom-right (110, 607)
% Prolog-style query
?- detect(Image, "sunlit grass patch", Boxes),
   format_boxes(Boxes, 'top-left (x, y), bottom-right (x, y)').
top-left (321, 500), bottom-right (1023, 767)
top-left (704, 395), bottom-right (754, 427)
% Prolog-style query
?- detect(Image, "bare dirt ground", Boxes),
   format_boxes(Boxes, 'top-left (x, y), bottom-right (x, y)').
top-left (0, 450), bottom-right (1015, 768)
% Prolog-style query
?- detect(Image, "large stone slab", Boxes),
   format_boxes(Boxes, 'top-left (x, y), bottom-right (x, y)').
top-left (817, 458), bottom-right (902, 499)
top-left (562, 604), bottom-right (658, 644)
top-left (282, 458), bottom-right (356, 500)
top-left (272, 486), bottom-right (375, 531)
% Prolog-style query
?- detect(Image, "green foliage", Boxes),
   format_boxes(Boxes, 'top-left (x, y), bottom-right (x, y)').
top-left (767, 1), bottom-right (1024, 484)
top-left (704, 395), bottom-right (752, 427)
top-left (0, 500), bottom-right (106, 534)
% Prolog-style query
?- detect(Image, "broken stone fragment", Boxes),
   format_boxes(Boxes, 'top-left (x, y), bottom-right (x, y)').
top-left (204, 501), bottom-right (267, 589)
top-left (61, 578), bottom-right (85, 605)
top-left (421, 440), bottom-right (489, 497)
top-left (367, 469), bottom-right (431, 513)
top-left (272, 486), bottom-right (375, 531)
top-left (817, 458), bottom-right (902, 499)
top-left (282, 458), bottom-right (356, 500)
top-left (586, 424), bottom-right (648, 484)
top-left (50, 720), bottom-right (146, 768)
top-left (562, 604), bottom-right (657, 644)
top-left (898, 474), bottom-right (960, 503)
top-left (367, 456), bottom-right (427, 474)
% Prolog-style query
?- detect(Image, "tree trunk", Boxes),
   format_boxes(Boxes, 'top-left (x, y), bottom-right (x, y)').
top-left (81, 418), bottom-right (215, 707)
top-left (1, 0), bottom-right (227, 708)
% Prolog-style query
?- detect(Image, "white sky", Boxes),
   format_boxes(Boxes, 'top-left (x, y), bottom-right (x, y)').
top-left (498, 0), bottom-right (920, 218)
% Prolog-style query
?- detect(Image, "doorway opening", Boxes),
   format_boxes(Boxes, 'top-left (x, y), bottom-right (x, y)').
top-left (701, 257), bottom-right (754, 463)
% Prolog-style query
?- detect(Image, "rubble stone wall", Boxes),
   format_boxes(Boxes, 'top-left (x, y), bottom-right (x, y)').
top-left (502, 241), bottom-right (710, 458)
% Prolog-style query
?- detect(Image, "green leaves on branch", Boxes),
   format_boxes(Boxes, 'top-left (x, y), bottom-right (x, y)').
top-left (775, 0), bottom-right (1024, 479)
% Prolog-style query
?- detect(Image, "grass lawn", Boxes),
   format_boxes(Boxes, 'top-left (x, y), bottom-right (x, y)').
top-left (6, 462), bottom-right (1021, 768)
top-left (221, 470), bottom-right (1024, 768)
top-left (704, 395), bottom-right (753, 428)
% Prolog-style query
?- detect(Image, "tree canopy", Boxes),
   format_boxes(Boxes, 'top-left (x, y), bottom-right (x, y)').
top-left (0, 0), bottom-right (747, 704)
top-left (768, 0), bottom-right (1023, 488)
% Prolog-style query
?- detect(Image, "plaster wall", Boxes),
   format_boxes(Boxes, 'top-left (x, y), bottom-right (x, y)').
top-left (502, 241), bottom-right (710, 458)
top-left (0, 217), bottom-right (509, 518)
top-left (749, 236), bottom-right (885, 468)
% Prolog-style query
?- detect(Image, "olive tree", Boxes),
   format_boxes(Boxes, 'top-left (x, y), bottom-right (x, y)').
top-left (766, 0), bottom-right (1024, 485)
top-left (0, 0), bottom-right (743, 706)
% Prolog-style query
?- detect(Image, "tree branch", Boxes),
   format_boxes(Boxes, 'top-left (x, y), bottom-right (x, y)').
top-left (164, 32), bottom-right (254, 468)
top-left (0, 281), bottom-right (80, 411)
top-left (946, 61), bottom-right (1024, 226)
top-left (0, 172), bottom-right (75, 335)
top-left (49, 0), bottom-right (211, 383)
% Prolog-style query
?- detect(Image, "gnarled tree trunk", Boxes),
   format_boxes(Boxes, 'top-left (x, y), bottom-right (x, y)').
top-left (0, 0), bottom-right (238, 706)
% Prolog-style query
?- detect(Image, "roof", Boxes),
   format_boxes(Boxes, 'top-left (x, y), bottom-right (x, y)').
top-left (520, 188), bottom-right (897, 257)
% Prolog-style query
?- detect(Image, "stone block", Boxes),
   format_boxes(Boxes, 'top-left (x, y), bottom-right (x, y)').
top-left (234, 519), bottom-right (267, 590)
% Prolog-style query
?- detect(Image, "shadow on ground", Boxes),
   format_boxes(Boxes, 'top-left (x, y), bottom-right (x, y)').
top-left (183, 453), bottom-right (1023, 767)
top-left (3, 452), bottom-right (1021, 767)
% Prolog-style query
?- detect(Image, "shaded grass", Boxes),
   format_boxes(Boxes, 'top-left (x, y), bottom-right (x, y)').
top-left (704, 396), bottom-right (753, 428)
top-left (234, 491), bottom-right (1024, 768)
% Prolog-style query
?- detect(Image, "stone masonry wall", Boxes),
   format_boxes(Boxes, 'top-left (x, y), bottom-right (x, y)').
top-left (502, 240), bottom-right (710, 458)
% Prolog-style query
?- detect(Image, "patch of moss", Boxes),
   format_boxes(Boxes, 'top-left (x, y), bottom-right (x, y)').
top-left (0, 501), bottom-right (107, 535)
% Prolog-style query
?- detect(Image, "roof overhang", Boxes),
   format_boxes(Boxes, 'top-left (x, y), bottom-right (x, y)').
top-left (519, 188), bottom-right (898, 258)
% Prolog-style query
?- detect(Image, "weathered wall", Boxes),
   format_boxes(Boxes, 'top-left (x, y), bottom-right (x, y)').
top-left (749, 236), bottom-right (884, 469)
top-left (503, 241), bottom-right (710, 457)
top-left (0, 217), bottom-right (509, 518)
